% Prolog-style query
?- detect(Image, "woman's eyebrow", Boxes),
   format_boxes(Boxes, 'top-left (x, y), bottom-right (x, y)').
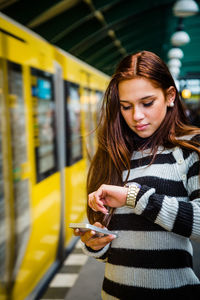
top-left (120, 100), bottom-right (130, 103)
top-left (120, 95), bottom-right (155, 103)
top-left (140, 95), bottom-right (154, 100)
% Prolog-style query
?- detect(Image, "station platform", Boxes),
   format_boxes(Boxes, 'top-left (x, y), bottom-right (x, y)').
top-left (40, 239), bottom-right (104, 300)
top-left (40, 239), bottom-right (200, 300)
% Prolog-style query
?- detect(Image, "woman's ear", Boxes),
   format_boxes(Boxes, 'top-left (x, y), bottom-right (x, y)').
top-left (166, 86), bottom-right (176, 107)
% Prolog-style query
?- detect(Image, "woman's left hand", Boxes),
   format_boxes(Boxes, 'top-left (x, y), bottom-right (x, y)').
top-left (88, 184), bottom-right (128, 214)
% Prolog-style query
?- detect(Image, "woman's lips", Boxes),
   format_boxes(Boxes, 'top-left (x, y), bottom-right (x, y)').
top-left (135, 124), bottom-right (149, 131)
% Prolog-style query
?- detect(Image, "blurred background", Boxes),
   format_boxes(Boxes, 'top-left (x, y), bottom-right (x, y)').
top-left (0, 1), bottom-right (200, 299)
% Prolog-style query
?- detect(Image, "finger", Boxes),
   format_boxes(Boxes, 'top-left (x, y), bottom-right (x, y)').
top-left (93, 222), bottom-right (108, 230)
top-left (88, 195), bottom-right (98, 212)
top-left (80, 230), bottom-right (97, 243)
top-left (95, 204), bottom-right (108, 214)
top-left (92, 200), bottom-right (107, 213)
top-left (88, 192), bottom-right (95, 198)
top-left (96, 186), bottom-right (105, 198)
top-left (93, 222), bottom-right (107, 229)
top-left (91, 196), bottom-right (108, 214)
top-left (95, 198), bottom-right (106, 208)
top-left (73, 229), bottom-right (86, 237)
top-left (74, 229), bottom-right (81, 236)
top-left (86, 234), bottom-right (116, 250)
top-left (88, 233), bottom-right (116, 245)
top-left (88, 192), bottom-right (108, 213)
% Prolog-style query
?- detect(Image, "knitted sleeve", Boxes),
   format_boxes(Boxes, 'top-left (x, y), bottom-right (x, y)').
top-left (133, 150), bottom-right (200, 241)
top-left (80, 241), bottom-right (110, 261)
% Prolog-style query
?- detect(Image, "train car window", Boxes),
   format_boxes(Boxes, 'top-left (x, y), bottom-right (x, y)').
top-left (31, 68), bottom-right (57, 182)
top-left (95, 90), bottom-right (103, 125)
top-left (65, 81), bottom-right (82, 166)
top-left (0, 133), bottom-right (6, 282)
top-left (7, 61), bottom-right (31, 272)
top-left (0, 71), bottom-right (6, 283)
top-left (82, 87), bottom-right (95, 158)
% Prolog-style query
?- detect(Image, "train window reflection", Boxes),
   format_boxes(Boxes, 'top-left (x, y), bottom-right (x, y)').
top-left (95, 90), bottom-right (103, 125)
top-left (65, 81), bottom-right (82, 166)
top-left (0, 79), bottom-right (6, 283)
top-left (31, 68), bottom-right (57, 182)
top-left (82, 88), bottom-right (93, 159)
top-left (7, 61), bottom-right (30, 274)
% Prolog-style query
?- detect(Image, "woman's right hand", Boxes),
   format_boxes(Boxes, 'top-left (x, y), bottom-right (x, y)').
top-left (73, 222), bottom-right (116, 251)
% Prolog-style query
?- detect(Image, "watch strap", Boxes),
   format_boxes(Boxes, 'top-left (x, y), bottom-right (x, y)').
top-left (125, 183), bottom-right (141, 208)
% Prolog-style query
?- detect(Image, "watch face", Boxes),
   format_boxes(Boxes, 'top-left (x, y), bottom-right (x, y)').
top-left (125, 182), bottom-right (141, 188)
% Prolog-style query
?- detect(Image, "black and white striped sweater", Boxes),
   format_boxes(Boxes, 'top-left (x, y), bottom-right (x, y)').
top-left (82, 134), bottom-right (200, 299)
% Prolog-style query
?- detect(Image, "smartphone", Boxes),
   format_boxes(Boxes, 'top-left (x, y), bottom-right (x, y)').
top-left (69, 223), bottom-right (118, 237)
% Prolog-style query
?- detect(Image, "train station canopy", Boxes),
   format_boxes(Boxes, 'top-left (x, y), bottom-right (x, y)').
top-left (1, 0), bottom-right (200, 77)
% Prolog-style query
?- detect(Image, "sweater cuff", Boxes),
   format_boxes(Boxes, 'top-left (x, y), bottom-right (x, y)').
top-left (81, 240), bottom-right (110, 258)
top-left (134, 185), bottom-right (156, 215)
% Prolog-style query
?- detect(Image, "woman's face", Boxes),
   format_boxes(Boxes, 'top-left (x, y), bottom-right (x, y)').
top-left (118, 77), bottom-right (175, 138)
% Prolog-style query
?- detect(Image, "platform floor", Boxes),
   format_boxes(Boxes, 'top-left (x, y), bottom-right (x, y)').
top-left (40, 239), bottom-right (200, 300)
top-left (40, 239), bottom-right (104, 300)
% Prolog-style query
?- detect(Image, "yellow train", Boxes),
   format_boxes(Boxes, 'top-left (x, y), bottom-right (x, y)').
top-left (0, 12), bottom-right (109, 300)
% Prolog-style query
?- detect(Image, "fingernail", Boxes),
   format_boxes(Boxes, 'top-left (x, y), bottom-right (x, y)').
top-left (75, 229), bottom-right (79, 233)
top-left (111, 235), bottom-right (117, 239)
top-left (91, 231), bottom-right (96, 235)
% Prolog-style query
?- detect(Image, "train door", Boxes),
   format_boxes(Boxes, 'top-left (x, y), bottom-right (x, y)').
top-left (25, 66), bottom-right (61, 300)
top-left (0, 59), bottom-right (31, 299)
top-left (0, 59), bottom-right (11, 300)
top-left (53, 62), bottom-right (66, 261)
top-left (64, 80), bottom-right (87, 245)
top-left (0, 57), bottom-right (63, 300)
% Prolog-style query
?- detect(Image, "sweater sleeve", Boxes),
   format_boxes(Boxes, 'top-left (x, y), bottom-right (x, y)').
top-left (81, 241), bottom-right (110, 262)
top-left (133, 150), bottom-right (200, 242)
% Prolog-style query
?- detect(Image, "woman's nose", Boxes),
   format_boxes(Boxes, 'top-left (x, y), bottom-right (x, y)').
top-left (133, 107), bottom-right (144, 121)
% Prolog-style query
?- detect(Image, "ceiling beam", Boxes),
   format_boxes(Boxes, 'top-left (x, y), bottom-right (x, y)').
top-left (0, 0), bottom-right (19, 10)
top-left (50, 10), bottom-right (94, 43)
top-left (67, 1), bottom-right (173, 56)
top-left (94, 48), bottom-right (123, 68)
top-left (67, 0), bottom-right (127, 57)
top-left (28, 0), bottom-right (80, 28)
top-left (86, 42), bottom-right (120, 64)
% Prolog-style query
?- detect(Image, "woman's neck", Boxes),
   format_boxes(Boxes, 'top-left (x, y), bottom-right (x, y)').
top-left (132, 132), bottom-right (152, 150)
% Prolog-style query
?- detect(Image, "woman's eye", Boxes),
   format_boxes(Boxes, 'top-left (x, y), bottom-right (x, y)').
top-left (143, 101), bottom-right (154, 107)
top-left (121, 105), bottom-right (131, 111)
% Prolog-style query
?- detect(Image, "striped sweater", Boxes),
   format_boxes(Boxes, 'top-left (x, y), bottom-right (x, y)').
top-left (82, 134), bottom-right (200, 299)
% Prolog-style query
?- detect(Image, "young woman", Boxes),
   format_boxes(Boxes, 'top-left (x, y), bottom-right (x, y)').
top-left (74, 50), bottom-right (200, 299)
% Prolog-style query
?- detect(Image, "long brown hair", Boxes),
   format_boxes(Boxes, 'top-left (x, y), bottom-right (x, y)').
top-left (87, 50), bottom-right (200, 224)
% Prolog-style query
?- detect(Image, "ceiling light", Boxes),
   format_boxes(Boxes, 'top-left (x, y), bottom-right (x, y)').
top-left (168, 48), bottom-right (184, 59)
top-left (181, 89), bottom-right (192, 98)
top-left (168, 58), bottom-right (182, 68)
top-left (169, 66), bottom-right (181, 77)
top-left (171, 30), bottom-right (190, 46)
top-left (170, 17), bottom-right (190, 46)
top-left (173, 0), bottom-right (199, 17)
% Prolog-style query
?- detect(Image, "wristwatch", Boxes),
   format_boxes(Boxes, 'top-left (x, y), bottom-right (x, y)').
top-left (125, 183), bottom-right (141, 208)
